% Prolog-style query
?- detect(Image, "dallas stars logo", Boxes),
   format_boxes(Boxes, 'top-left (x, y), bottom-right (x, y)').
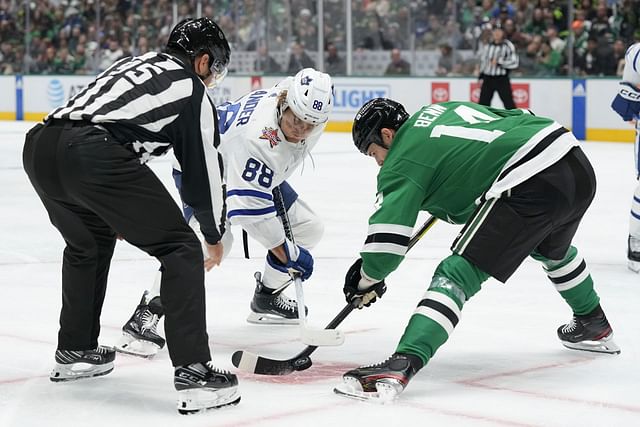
top-left (259, 126), bottom-right (281, 148)
top-left (300, 76), bottom-right (313, 86)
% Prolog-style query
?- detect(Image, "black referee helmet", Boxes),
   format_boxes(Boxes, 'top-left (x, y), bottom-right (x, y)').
top-left (167, 17), bottom-right (230, 73)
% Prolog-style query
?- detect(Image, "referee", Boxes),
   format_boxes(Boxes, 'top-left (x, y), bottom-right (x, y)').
top-left (477, 25), bottom-right (519, 109)
top-left (22, 18), bottom-right (239, 412)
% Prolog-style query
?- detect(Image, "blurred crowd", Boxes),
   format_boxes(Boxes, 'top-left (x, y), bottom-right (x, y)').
top-left (0, 0), bottom-right (638, 77)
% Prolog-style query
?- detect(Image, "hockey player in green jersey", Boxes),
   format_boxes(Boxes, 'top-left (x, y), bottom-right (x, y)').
top-left (334, 98), bottom-right (620, 402)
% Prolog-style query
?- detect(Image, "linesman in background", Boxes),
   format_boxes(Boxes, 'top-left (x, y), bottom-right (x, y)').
top-left (22, 18), bottom-right (240, 414)
top-left (477, 25), bottom-right (519, 109)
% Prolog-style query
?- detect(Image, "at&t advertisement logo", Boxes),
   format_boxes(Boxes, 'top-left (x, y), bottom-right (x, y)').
top-left (47, 79), bottom-right (87, 109)
top-left (47, 79), bottom-right (65, 108)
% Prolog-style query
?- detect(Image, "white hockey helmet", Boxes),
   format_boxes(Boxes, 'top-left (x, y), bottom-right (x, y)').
top-left (286, 68), bottom-right (334, 125)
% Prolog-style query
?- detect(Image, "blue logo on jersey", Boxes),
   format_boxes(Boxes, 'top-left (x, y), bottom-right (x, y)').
top-left (47, 79), bottom-right (65, 108)
top-left (300, 76), bottom-right (313, 86)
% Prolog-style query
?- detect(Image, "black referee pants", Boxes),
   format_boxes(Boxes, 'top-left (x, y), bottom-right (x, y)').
top-left (478, 75), bottom-right (516, 109)
top-left (22, 121), bottom-right (211, 366)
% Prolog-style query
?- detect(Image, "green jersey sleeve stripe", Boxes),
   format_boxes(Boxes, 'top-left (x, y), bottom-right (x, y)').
top-left (362, 242), bottom-right (408, 256)
top-left (367, 223), bottom-right (414, 236)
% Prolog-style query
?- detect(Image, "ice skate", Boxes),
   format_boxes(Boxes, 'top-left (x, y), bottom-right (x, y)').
top-left (334, 353), bottom-right (420, 403)
top-left (557, 304), bottom-right (621, 354)
top-left (50, 346), bottom-right (116, 382)
top-left (246, 272), bottom-right (307, 325)
top-left (628, 235), bottom-right (640, 273)
top-left (175, 361), bottom-right (240, 415)
top-left (115, 291), bottom-right (165, 358)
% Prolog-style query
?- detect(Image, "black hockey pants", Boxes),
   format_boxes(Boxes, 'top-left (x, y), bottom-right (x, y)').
top-left (22, 120), bottom-right (211, 366)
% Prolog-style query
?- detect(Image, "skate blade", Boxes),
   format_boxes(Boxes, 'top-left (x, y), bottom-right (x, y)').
top-left (177, 386), bottom-right (241, 415)
top-left (246, 311), bottom-right (299, 325)
top-left (50, 362), bottom-right (114, 382)
top-left (333, 377), bottom-right (401, 404)
top-left (113, 333), bottom-right (160, 358)
top-left (561, 334), bottom-right (621, 355)
top-left (628, 259), bottom-right (640, 273)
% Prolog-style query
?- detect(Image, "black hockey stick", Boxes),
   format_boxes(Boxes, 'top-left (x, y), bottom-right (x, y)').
top-left (231, 215), bottom-right (438, 375)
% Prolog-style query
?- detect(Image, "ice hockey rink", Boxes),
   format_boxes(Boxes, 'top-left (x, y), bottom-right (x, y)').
top-left (1, 120), bottom-right (638, 427)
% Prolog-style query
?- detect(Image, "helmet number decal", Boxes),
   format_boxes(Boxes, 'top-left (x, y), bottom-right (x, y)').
top-left (241, 157), bottom-right (274, 188)
top-left (312, 100), bottom-right (323, 111)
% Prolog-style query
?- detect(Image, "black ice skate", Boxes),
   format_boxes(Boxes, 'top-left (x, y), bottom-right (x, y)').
top-left (557, 304), bottom-right (621, 354)
top-left (628, 235), bottom-right (640, 273)
top-left (246, 272), bottom-right (307, 325)
top-left (50, 346), bottom-right (116, 382)
top-left (334, 353), bottom-right (421, 403)
top-left (115, 291), bottom-right (165, 358)
top-left (175, 361), bottom-right (240, 414)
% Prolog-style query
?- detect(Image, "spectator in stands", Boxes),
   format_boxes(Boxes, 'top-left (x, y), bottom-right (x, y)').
top-left (134, 36), bottom-right (150, 56)
top-left (53, 47), bottom-right (76, 75)
top-left (537, 40), bottom-right (563, 76)
top-left (502, 18), bottom-right (529, 50)
top-left (36, 46), bottom-right (57, 75)
top-left (546, 25), bottom-right (566, 53)
top-left (571, 19), bottom-right (590, 58)
top-left (73, 43), bottom-right (87, 74)
top-left (254, 44), bottom-right (281, 74)
top-left (296, 8), bottom-right (317, 51)
top-left (325, 42), bottom-right (346, 75)
top-left (517, 39), bottom-right (542, 76)
top-left (0, 40), bottom-right (16, 74)
top-left (384, 48), bottom-right (411, 76)
top-left (590, 3), bottom-right (613, 41)
top-left (359, 13), bottom-right (394, 50)
top-left (576, 35), bottom-right (614, 76)
top-left (436, 41), bottom-right (462, 76)
top-left (98, 38), bottom-right (123, 72)
top-left (617, 0), bottom-right (640, 43)
top-left (524, 8), bottom-right (547, 36)
top-left (287, 41), bottom-right (315, 74)
top-left (612, 39), bottom-right (627, 77)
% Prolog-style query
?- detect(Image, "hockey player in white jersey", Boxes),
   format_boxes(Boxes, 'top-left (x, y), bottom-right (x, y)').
top-left (116, 68), bottom-right (333, 357)
top-left (611, 42), bottom-right (640, 273)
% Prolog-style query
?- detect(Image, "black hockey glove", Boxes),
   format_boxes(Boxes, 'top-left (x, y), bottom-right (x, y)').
top-left (343, 258), bottom-right (386, 309)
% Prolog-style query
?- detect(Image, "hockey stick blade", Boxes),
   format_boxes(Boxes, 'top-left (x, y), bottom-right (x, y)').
top-left (293, 276), bottom-right (345, 346)
top-left (231, 216), bottom-right (438, 376)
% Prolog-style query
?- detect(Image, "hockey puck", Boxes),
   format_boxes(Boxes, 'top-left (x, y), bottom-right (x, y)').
top-left (293, 357), bottom-right (312, 371)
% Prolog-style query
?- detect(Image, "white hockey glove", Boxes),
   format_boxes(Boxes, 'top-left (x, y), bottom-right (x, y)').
top-left (611, 82), bottom-right (640, 122)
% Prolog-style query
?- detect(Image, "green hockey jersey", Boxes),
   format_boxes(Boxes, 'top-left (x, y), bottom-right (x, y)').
top-left (361, 101), bottom-right (579, 281)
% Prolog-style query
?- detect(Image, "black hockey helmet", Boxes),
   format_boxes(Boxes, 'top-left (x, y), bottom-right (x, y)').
top-left (167, 17), bottom-right (230, 77)
top-left (352, 98), bottom-right (409, 154)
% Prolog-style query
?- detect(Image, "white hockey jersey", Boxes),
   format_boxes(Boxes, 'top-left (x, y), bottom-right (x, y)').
top-left (622, 42), bottom-right (640, 86)
top-left (216, 78), bottom-right (326, 247)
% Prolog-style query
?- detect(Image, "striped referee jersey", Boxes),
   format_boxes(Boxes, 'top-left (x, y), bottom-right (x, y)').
top-left (48, 51), bottom-right (226, 244)
top-left (478, 39), bottom-right (519, 76)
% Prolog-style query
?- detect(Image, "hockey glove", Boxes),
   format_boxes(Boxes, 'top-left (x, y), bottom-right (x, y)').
top-left (611, 82), bottom-right (640, 121)
top-left (267, 239), bottom-right (314, 281)
top-left (343, 258), bottom-right (387, 309)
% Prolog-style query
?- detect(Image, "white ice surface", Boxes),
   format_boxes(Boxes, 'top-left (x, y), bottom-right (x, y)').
top-left (1, 121), bottom-right (638, 427)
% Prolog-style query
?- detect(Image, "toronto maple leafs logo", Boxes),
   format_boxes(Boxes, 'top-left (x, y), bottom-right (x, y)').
top-left (259, 126), bottom-right (281, 148)
top-left (300, 76), bottom-right (313, 86)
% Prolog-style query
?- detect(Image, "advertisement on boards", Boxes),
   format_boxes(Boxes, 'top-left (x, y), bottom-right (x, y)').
top-left (469, 81), bottom-right (530, 108)
top-left (431, 82), bottom-right (450, 103)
